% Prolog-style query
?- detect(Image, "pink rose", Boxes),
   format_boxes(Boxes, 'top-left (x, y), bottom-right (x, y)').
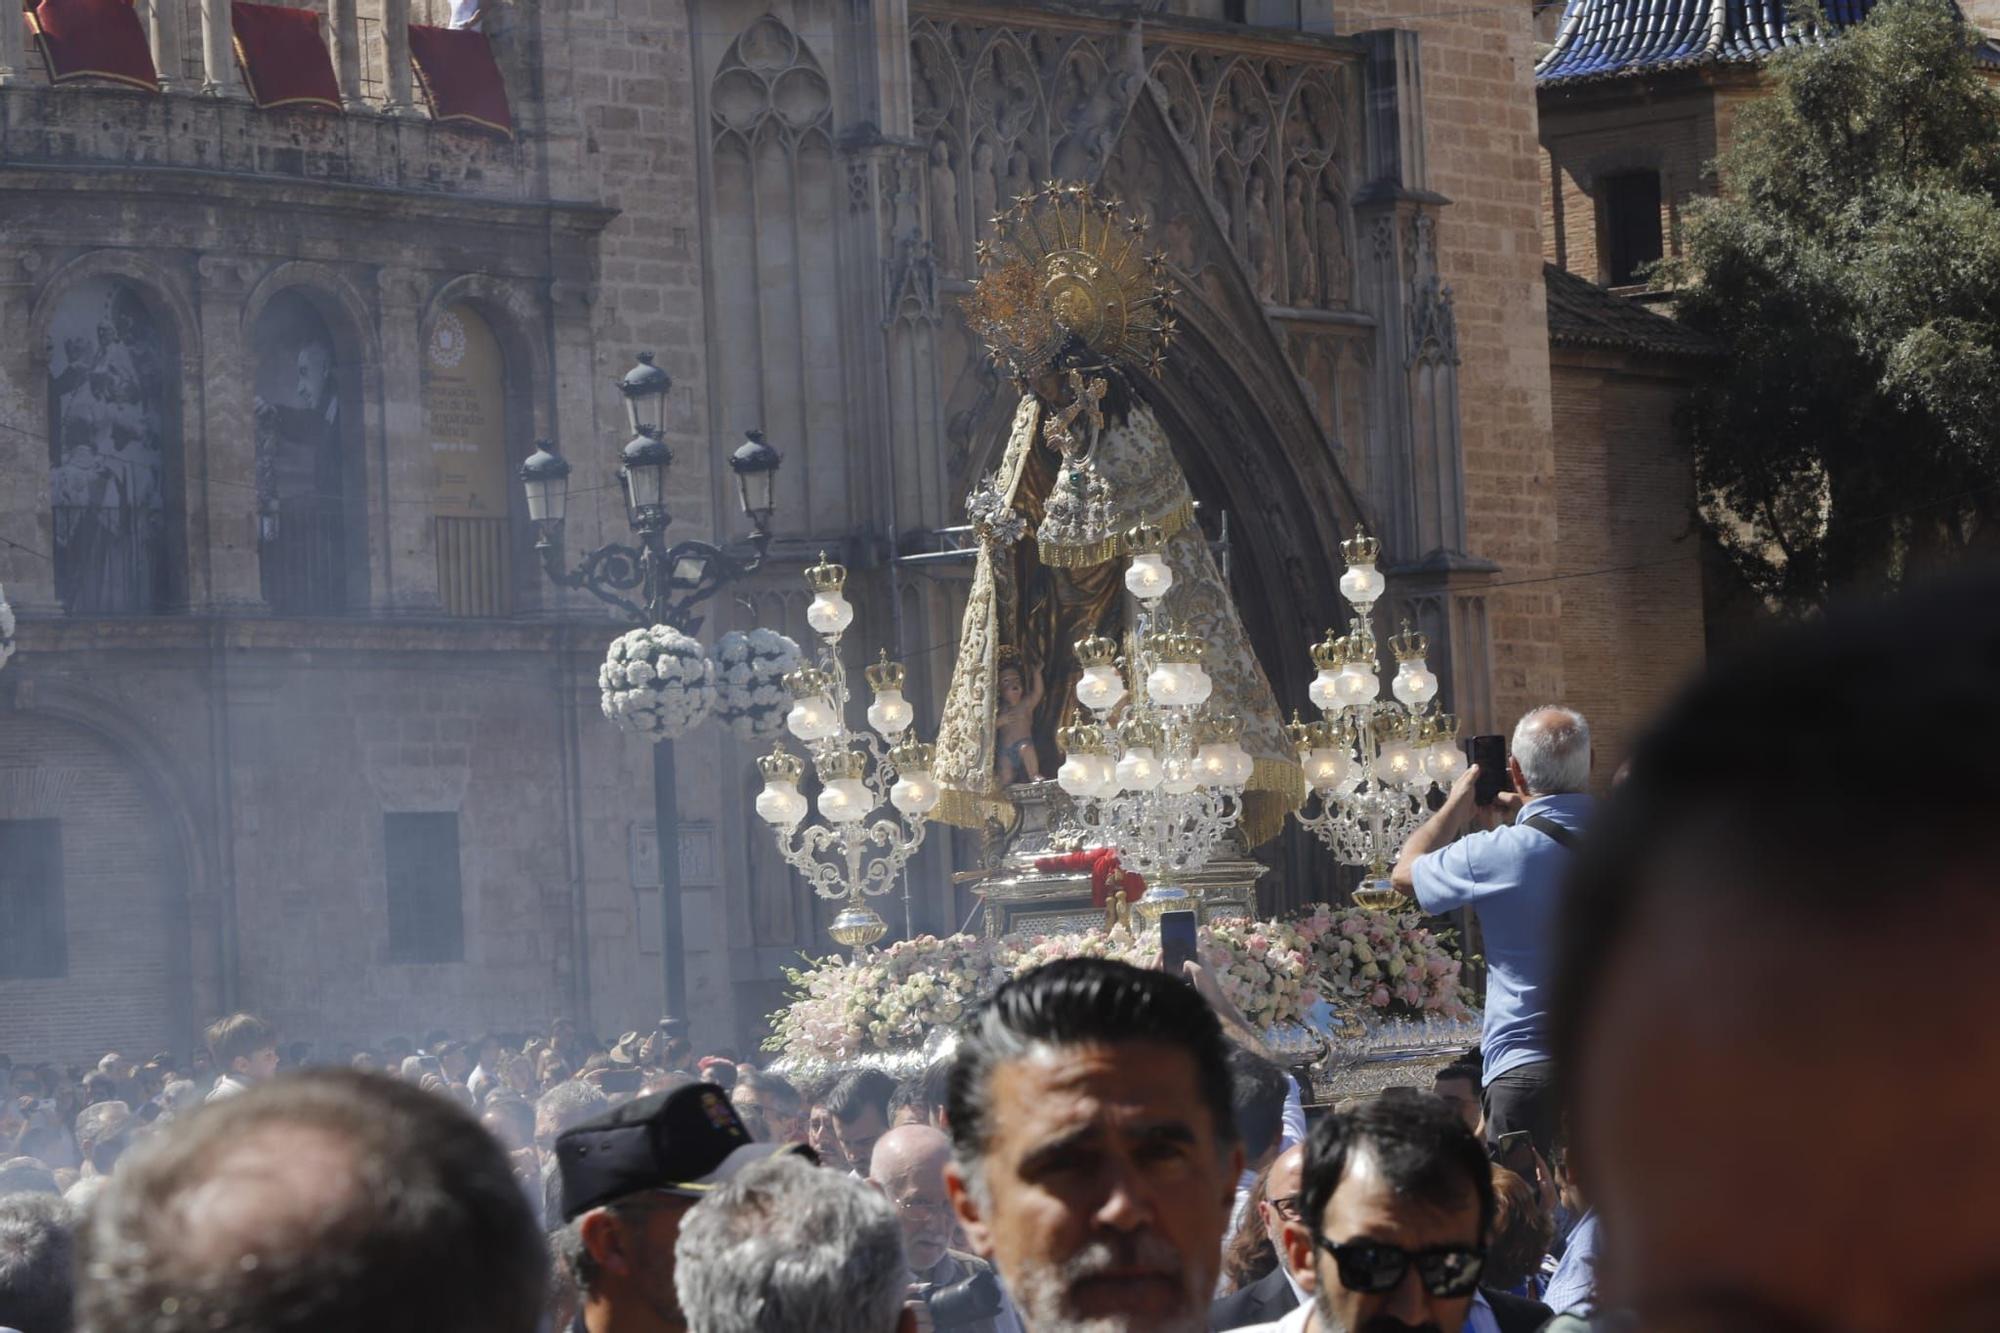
top-left (1369, 985), bottom-right (1391, 1007)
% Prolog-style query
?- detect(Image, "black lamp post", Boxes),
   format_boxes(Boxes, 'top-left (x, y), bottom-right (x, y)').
top-left (523, 351), bottom-right (784, 1019)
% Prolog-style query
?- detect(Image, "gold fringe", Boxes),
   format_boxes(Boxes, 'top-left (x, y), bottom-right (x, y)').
top-left (1239, 754), bottom-right (1305, 849)
top-left (933, 784), bottom-right (1012, 832)
top-left (1037, 499), bottom-right (1197, 569)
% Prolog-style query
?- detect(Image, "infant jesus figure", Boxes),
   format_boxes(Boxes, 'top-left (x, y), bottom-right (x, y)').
top-left (993, 651), bottom-right (1046, 785)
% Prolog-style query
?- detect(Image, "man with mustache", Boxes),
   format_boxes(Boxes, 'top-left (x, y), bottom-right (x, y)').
top-left (1250, 1090), bottom-right (1547, 1333)
top-left (944, 958), bottom-right (1244, 1333)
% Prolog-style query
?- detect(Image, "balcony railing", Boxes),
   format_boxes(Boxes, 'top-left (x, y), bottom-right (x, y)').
top-left (52, 504), bottom-right (173, 616)
top-left (260, 497), bottom-right (350, 615)
top-left (435, 514), bottom-right (509, 618)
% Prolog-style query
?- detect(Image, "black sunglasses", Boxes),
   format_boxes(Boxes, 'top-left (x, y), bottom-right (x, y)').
top-left (1316, 1238), bottom-right (1486, 1298)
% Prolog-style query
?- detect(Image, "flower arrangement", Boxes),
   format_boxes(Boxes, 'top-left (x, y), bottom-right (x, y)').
top-left (1292, 903), bottom-right (1475, 1021)
top-left (0, 583), bottom-right (14, 670)
top-left (764, 905), bottom-right (1474, 1064)
top-left (710, 628), bottom-right (804, 742)
top-left (599, 625), bottom-right (716, 740)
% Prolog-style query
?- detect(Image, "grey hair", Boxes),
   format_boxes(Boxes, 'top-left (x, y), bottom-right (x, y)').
top-left (535, 1079), bottom-right (608, 1136)
top-left (1512, 706), bottom-right (1591, 795)
top-left (0, 1192), bottom-right (78, 1333)
top-left (674, 1154), bottom-right (907, 1333)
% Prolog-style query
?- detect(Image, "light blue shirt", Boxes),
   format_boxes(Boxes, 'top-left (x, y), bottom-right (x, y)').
top-left (1543, 1208), bottom-right (1600, 1314)
top-left (1410, 792), bottom-right (1591, 1082)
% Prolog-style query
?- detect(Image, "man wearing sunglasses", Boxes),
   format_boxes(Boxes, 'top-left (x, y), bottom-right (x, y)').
top-left (1243, 1089), bottom-right (1548, 1333)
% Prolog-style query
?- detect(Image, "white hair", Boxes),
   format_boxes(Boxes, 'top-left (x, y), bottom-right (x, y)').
top-left (1511, 706), bottom-right (1591, 795)
top-left (674, 1154), bottom-right (907, 1333)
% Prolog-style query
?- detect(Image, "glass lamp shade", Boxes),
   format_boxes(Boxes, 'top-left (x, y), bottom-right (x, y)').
top-left (1161, 755), bottom-right (1198, 795)
top-left (1305, 745), bottom-right (1351, 792)
top-left (889, 770), bottom-right (940, 817)
top-left (785, 695), bottom-right (840, 742)
top-left (1083, 752), bottom-right (1120, 797)
top-left (1075, 665), bottom-right (1127, 713)
top-left (1057, 752), bottom-right (1099, 797)
top-left (1124, 552), bottom-right (1174, 601)
top-left (1334, 662), bottom-right (1379, 707)
top-left (1308, 668), bottom-right (1341, 713)
top-left (866, 689), bottom-right (914, 737)
top-left (1115, 745), bottom-right (1162, 792)
top-left (806, 590), bottom-right (854, 637)
top-left (1184, 665), bottom-right (1214, 707)
top-left (818, 776), bottom-right (875, 824)
top-left (754, 779), bottom-right (808, 828)
top-left (520, 443), bottom-right (571, 524)
top-left (618, 352), bottom-right (672, 435)
top-left (620, 430), bottom-right (673, 513)
top-left (1374, 737), bottom-right (1421, 786)
top-left (1221, 741), bottom-right (1255, 787)
top-left (729, 429), bottom-right (782, 532)
top-left (1338, 562), bottom-right (1386, 609)
top-left (1145, 661), bottom-right (1197, 708)
top-left (1423, 741), bottom-right (1465, 784)
top-left (1392, 659), bottom-right (1440, 707)
top-left (1195, 742), bottom-right (1229, 783)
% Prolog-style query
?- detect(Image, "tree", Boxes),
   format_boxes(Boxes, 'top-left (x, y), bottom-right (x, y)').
top-left (1665, 0), bottom-right (2000, 611)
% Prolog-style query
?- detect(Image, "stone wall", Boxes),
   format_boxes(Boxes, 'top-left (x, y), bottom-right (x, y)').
top-left (1547, 347), bottom-right (1708, 784)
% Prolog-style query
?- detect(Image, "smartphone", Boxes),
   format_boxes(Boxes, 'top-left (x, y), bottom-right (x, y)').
top-left (1470, 735), bottom-right (1507, 805)
top-left (1160, 909), bottom-right (1199, 980)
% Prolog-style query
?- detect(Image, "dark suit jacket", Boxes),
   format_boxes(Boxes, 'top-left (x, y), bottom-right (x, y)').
top-left (1485, 1288), bottom-right (1554, 1333)
top-left (1210, 1267), bottom-right (1300, 1331)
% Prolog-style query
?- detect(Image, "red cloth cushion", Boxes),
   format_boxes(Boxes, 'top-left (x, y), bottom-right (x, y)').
top-left (408, 24), bottom-right (512, 137)
top-left (230, 2), bottom-right (341, 112)
top-left (27, 0), bottom-right (159, 92)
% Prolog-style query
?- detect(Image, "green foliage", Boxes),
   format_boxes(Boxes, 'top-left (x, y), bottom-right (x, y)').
top-left (1665, 0), bottom-right (2000, 609)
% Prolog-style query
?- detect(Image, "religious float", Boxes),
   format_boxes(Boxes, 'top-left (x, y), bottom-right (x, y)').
top-left (748, 185), bottom-right (1481, 1100)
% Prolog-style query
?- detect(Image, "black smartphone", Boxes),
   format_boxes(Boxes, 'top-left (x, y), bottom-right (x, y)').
top-left (1470, 735), bottom-right (1507, 805)
top-left (598, 1068), bottom-right (644, 1095)
top-left (1160, 909), bottom-right (1199, 980)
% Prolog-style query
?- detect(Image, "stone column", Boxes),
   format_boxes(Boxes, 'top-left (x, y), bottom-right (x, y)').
top-left (381, 0), bottom-right (414, 116)
top-left (192, 256), bottom-right (265, 611)
top-left (376, 267), bottom-right (437, 613)
top-left (148, 0), bottom-right (184, 93)
top-left (0, 0), bottom-right (27, 85)
top-left (199, 0), bottom-right (245, 98)
top-left (328, 0), bottom-right (366, 110)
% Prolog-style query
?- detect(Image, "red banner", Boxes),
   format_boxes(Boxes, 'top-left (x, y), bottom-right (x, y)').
top-left (408, 24), bottom-right (513, 137)
top-left (27, 0), bottom-right (159, 92)
top-left (231, 2), bottom-right (341, 113)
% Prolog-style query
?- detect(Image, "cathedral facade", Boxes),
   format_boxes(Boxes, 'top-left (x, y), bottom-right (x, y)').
top-left (1, 0), bottom-right (1696, 1059)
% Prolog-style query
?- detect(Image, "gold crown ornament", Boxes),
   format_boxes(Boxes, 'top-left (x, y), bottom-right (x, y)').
top-left (1390, 621), bottom-right (1429, 662)
top-left (815, 750), bottom-right (868, 783)
top-left (1310, 631), bottom-right (1347, 671)
top-left (1124, 522), bottom-right (1167, 555)
top-left (1059, 721), bottom-right (1110, 755)
top-left (890, 738), bottom-right (935, 773)
top-left (756, 747), bottom-right (805, 784)
top-left (964, 182), bottom-right (1180, 381)
top-left (1341, 525), bottom-right (1381, 566)
top-left (1074, 634), bottom-right (1120, 667)
top-left (804, 551), bottom-right (847, 593)
top-left (865, 650), bottom-right (906, 694)
top-left (784, 665), bottom-right (831, 699)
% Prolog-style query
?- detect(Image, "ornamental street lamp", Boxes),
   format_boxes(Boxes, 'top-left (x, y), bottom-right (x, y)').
top-left (522, 351), bottom-right (784, 1018)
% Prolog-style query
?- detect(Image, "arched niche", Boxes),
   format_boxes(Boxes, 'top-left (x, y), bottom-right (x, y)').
top-left (421, 301), bottom-right (515, 616)
top-left (39, 274), bottom-right (189, 616)
top-left (247, 287), bottom-right (370, 615)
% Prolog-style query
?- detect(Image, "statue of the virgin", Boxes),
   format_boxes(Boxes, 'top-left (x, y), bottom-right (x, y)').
top-left (932, 183), bottom-right (1297, 849)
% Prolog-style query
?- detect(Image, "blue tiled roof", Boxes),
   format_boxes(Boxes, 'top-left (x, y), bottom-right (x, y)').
top-left (1536, 0), bottom-right (1992, 84)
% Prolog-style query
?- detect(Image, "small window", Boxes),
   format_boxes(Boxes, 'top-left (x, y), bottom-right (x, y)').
top-left (385, 812), bottom-right (464, 963)
top-left (1604, 170), bottom-right (1664, 287)
top-left (0, 820), bottom-right (67, 979)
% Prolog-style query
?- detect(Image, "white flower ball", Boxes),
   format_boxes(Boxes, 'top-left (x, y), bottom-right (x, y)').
top-left (599, 625), bottom-right (716, 740)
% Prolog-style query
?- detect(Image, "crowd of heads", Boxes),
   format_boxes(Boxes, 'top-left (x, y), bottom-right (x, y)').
top-left (1, 570), bottom-right (1993, 1333)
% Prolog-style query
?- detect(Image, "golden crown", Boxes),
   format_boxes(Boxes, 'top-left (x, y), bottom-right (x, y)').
top-left (1124, 522), bottom-right (1167, 555)
top-left (1421, 712), bottom-right (1459, 745)
top-left (965, 182), bottom-right (1179, 380)
top-left (804, 552), bottom-right (846, 593)
top-left (1310, 631), bottom-right (1346, 671)
top-left (865, 650), bottom-right (906, 694)
top-left (756, 747), bottom-right (804, 784)
top-left (816, 750), bottom-right (867, 782)
top-left (784, 665), bottom-right (830, 699)
top-left (1074, 634), bottom-right (1120, 668)
top-left (1390, 620), bottom-right (1429, 662)
top-left (1341, 525), bottom-right (1380, 566)
top-left (1118, 716), bottom-right (1165, 750)
top-left (890, 738), bottom-right (934, 772)
top-left (1058, 721), bottom-right (1109, 755)
top-left (1374, 713), bottom-right (1410, 744)
top-left (1200, 713), bottom-right (1243, 745)
top-left (1288, 716), bottom-right (1336, 753)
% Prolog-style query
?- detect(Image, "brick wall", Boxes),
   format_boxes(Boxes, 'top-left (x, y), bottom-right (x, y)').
top-left (1342, 0), bottom-right (1564, 723)
top-left (1547, 348), bottom-right (1707, 784)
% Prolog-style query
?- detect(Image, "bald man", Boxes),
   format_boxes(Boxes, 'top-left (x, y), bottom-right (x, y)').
top-left (869, 1124), bottom-right (1019, 1333)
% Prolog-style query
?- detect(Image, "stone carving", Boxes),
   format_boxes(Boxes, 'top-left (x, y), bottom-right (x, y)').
top-left (1051, 53), bottom-right (1133, 181)
top-left (1285, 168), bottom-right (1316, 305)
top-left (1246, 162), bottom-right (1277, 303)
top-left (1318, 169), bottom-right (1351, 306)
top-left (1406, 212), bottom-right (1457, 367)
top-left (971, 139), bottom-right (998, 242)
top-left (928, 138), bottom-right (962, 276)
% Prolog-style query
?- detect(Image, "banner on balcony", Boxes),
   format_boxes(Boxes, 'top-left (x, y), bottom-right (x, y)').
top-left (408, 24), bottom-right (513, 137)
top-left (27, 0), bottom-right (160, 92)
top-left (231, 2), bottom-right (341, 113)
top-left (422, 303), bottom-right (508, 519)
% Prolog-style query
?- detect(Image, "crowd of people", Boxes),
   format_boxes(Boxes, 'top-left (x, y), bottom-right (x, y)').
top-left (1, 571), bottom-right (1993, 1333)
